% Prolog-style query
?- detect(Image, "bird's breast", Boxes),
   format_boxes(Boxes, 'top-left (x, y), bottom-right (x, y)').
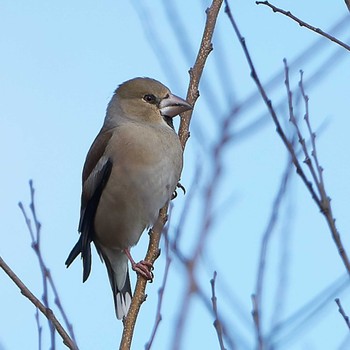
top-left (94, 123), bottom-right (183, 249)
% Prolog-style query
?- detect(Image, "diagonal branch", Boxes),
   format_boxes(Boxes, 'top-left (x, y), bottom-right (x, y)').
top-left (346, 0), bottom-right (350, 12)
top-left (145, 221), bottom-right (172, 350)
top-left (120, 207), bottom-right (168, 350)
top-left (256, 1), bottom-right (350, 52)
top-left (253, 155), bottom-right (294, 349)
top-left (19, 180), bottom-right (77, 346)
top-left (119, 0), bottom-right (224, 349)
top-left (0, 256), bottom-right (78, 350)
top-left (224, 0), bottom-right (321, 208)
top-left (335, 298), bottom-right (350, 330)
top-left (225, 0), bottom-right (350, 277)
top-left (178, 0), bottom-right (224, 148)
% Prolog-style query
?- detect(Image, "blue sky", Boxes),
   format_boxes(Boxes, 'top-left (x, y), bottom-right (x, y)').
top-left (1, 1), bottom-right (350, 349)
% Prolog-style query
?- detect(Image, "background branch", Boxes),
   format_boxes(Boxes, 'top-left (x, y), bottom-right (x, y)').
top-left (210, 272), bottom-right (227, 350)
top-left (145, 211), bottom-right (173, 350)
top-left (0, 256), bottom-right (77, 350)
top-left (178, 0), bottom-right (224, 148)
top-left (3, 1), bottom-right (350, 349)
top-left (19, 180), bottom-right (77, 348)
top-left (335, 298), bottom-right (350, 330)
top-left (119, 0), bottom-right (224, 348)
top-left (225, 0), bottom-right (350, 276)
top-left (256, 1), bottom-right (350, 52)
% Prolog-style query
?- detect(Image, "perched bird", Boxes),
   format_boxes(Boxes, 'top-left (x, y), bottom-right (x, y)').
top-left (65, 77), bottom-right (192, 319)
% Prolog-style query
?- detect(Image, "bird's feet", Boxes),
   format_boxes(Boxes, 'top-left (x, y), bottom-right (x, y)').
top-left (131, 260), bottom-right (154, 281)
top-left (124, 248), bottom-right (154, 281)
top-left (172, 181), bottom-right (186, 199)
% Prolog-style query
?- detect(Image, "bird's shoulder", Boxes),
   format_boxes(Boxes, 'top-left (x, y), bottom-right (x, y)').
top-left (82, 128), bottom-right (114, 183)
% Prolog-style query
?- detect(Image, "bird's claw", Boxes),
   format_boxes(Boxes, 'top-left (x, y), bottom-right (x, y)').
top-left (172, 181), bottom-right (186, 199)
top-left (132, 260), bottom-right (154, 281)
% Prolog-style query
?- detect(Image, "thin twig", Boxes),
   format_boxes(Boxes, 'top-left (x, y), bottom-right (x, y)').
top-left (145, 210), bottom-right (173, 350)
top-left (178, 0), bottom-right (224, 148)
top-left (173, 160), bottom-right (202, 252)
top-left (48, 274), bottom-right (76, 345)
top-left (268, 274), bottom-right (349, 345)
top-left (210, 272), bottom-right (227, 350)
top-left (254, 155), bottom-right (294, 349)
top-left (270, 189), bottom-right (294, 331)
top-left (0, 256), bottom-right (78, 350)
top-left (346, 0), bottom-right (350, 12)
top-left (172, 116), bottom-right (232, 348)
top-left (169, 238), bottom-right (239, 348)
top-left (335, 298), bottom-right (350, 330)
top-left (297, 73), bottom-right (350, 274)
top-left (299, 71), bottom-right (326, 198)
top-left (160, 0), bottom-right (222, 119)
top-left (224, 1), bottom-right (320, 208)
top-left (120, 207), bottom-right (168, 350)
top-left (119, 1), bottom-right (223, 349)
top-left (225, 0), bottom-right (350, 276)
top-left (35, 308), bottom-right (43, 350)
top-left (19, 180), bottom-right (77, 346)
top-left (227, 14), bottom-right (350, 146)
top-left (299, 71), bottom-right (324, 189)
top-left (256, 1), bottom-right (350, 52)
top-left (172, 275), bottom-right (196, 350)
top-left (251, 294), bottom-right (263, 350)
top-left (173, 4), bottom-right (243, 340)
top-left (284, 62), bottom-right (321, 202)
top-left (19, 184), bottom-right (56, 349)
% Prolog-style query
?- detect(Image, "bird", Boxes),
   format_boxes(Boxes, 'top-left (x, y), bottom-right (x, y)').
top-left (65, 77), bottom-right (192, 319)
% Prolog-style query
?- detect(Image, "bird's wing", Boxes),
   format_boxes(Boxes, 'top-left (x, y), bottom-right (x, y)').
top-left (65, 129), bottom-right (113, 282)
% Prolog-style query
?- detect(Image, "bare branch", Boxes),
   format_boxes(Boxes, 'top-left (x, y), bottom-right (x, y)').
top-left (119, 1), bottom-right (223, 348)
top-left (256, 1), bottom-right (350, 52)
top-left (299, 71), bottom-right (325, 193)
top-left (225, 0), bottom-right (350, 276)
top-left (346, 0), bottom-right (350, 12)
top-left (19, 181), bottom-right (55, 347)
top-left (210, 272), bottom-right (227, 350)
top-left (145, 214), bottom-right (173, 350)
top-left (297, 72), bottom-right (350, 274)
top-left (335, 298), bottom-right (350, 330)
top-left (120, 207), bottom-right (168, 350)
top-left (19, 180), bottom-right (77, 346)
top-left (35, 308), bottom-right (43, 350)
top-left (254, 155), bottom-right (294, 349)
top-left (251, 294), bottom-right (263, 350)
top-left (0, 256), bottom-right (78, 350)
top-left (268, 274), bottom-right (349, 345)
top-left (178, 0), bottom-right (224, 148)
top-left (224, 1), bottom-right (320, 209)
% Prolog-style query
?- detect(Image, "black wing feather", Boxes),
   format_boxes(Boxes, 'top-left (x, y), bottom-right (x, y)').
top-left (65, 158), bottom-right (113, 282)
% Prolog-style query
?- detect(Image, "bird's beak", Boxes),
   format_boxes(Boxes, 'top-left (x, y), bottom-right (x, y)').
top-left (159, 93), bottom-right (192, 118)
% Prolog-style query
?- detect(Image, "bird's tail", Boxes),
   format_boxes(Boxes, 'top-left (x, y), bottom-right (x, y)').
top-left (98, 247), bottom-right (132, 320)
top-left (65, 233), bottom-right (92, 282)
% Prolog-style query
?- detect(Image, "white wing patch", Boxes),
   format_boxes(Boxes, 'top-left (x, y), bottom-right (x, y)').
top-left (83, 155), bottom-right (110, 200)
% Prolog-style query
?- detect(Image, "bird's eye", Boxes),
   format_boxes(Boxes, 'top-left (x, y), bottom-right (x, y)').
top-left (143, 94), bottom-right (157, 104)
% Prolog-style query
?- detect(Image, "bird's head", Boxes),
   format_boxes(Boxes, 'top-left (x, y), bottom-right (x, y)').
top-left (106, 77), bottom-right (192, 128)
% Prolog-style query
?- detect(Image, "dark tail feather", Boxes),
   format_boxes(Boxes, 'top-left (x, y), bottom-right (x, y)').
top-left (65, 234), bottom-right (92, 282)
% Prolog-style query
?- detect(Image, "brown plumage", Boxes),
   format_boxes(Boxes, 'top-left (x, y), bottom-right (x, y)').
top-left (66, 78), bottom-right (192, 319)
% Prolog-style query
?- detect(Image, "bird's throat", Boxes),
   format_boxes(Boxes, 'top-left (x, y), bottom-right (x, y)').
top-left (162, 116), bottom-right (175, 130)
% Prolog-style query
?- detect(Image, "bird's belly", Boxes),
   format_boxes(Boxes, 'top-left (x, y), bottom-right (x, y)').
top-left (94, 159), bottom-right (179, 250)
